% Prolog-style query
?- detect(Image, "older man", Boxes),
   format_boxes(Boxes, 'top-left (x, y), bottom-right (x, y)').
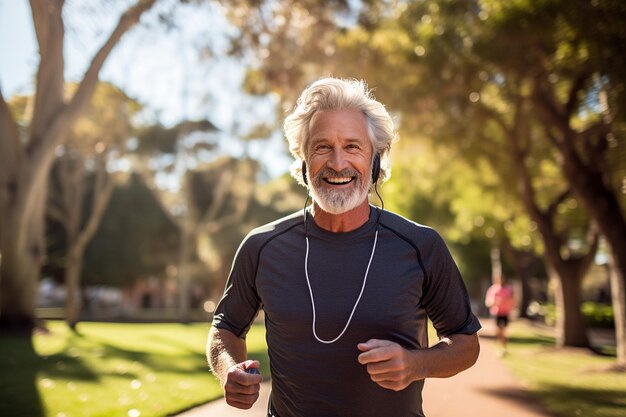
top-left (207, 77), bottom-right (481, 417)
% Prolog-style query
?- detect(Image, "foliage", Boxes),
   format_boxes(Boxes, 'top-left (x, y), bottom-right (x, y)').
top-left (538, 302), bottom-right (615, 329)
top-left (581, 302), bottom-right (616, 329)
top-left (81, 174), bottom-right (180, 287)
top-left (239, 0), bottom-right (626, 349)
top-left (0, 321), bottom-right (268, 417)
top-left (41, 82), bottom-right (141, 277)
top-left (199, 172), bottom-right (306, 292)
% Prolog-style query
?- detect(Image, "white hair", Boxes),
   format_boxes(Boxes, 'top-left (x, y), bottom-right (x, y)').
top-left (283, 77), bottom-right (397, 187)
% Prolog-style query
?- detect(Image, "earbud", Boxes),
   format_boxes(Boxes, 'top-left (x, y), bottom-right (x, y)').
top-left (371, 153), bottom-right (381, 184)
top-left (302, 161), bottom-right (308, 185)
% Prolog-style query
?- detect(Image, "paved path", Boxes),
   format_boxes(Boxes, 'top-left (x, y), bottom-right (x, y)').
top-left (177, 323), bottom-right (553, 417)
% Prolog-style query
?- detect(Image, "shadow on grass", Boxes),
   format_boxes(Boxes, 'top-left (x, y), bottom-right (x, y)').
top-left (529, 384), bottom-right (626, 416)
top-left (478, 333), bottom-right (552, 346)
top-left (508, 334), bottom-right (555, 347)
top-left (0, 334), bottom-right (45, 417)
top-left (478, 381), bottom-right (626, 417)
top-left (477, 386), bottom-right (558, 417)
top-left (75, 338), bottom-right (211, 376)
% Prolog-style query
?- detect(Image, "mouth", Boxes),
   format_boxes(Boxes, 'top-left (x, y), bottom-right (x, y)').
top-left (323, 176), bottom-right (355, 185)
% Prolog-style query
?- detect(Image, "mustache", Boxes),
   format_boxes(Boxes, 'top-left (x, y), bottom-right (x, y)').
top-left (313, 167), bottom-right (361, 180)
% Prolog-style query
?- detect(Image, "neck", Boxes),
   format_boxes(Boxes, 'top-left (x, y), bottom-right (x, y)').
top-left (311, 200), bottom-right (371, 232)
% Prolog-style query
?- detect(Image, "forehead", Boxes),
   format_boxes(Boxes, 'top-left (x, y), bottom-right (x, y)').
top-left (308, 108), bottom-right (369, 144)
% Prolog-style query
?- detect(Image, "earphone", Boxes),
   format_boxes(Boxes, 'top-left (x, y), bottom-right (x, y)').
top-left (301, 153), bottom-right (384, 344)
top-left (302, 153), bottom-right (381, 186)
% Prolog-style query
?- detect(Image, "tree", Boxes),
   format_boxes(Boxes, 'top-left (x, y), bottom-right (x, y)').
top-left (385, 135), bottom-right (548, 314)
top-left (383, 0), bottom-right (625, 360)
top-left (0, 0), bottom-right (157, 331)
top-left (82, 173), bottom-right (180, 289)
top-left (44, 82), bottom-right (141, 330)
top-left (241, 0), bottom-right (623, 352)
top-left (355, 0), bottom-right (604, 349)
top-left (133, 122), bottom-right (257, 322)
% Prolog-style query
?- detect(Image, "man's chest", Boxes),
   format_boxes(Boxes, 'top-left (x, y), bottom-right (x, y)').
top-left (255, 239), bottom-right (426, 343)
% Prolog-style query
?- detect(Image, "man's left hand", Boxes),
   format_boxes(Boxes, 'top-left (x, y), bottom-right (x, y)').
top-left (357, 339), bottom-right (423, 391)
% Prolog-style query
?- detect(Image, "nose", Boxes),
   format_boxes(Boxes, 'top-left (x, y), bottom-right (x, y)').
top-left (327, 148), bottom-right (349, 172)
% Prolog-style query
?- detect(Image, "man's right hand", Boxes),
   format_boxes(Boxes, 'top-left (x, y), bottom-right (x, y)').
top-left (223, 360), bottom-right (263, 409)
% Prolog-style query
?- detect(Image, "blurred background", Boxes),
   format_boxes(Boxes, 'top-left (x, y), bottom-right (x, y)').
top-left (0, 1), bottom-right (625, 417)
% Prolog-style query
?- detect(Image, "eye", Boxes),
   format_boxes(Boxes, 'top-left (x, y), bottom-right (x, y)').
top-left (314, 144), bottom-right (331, 152)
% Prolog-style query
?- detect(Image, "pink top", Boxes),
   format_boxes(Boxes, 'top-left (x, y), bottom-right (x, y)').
top-left (485, 284), bottom-right (514, 316)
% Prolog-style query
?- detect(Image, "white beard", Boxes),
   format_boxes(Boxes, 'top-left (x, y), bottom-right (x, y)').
top-left (309, 167), bottom-right (371, 214)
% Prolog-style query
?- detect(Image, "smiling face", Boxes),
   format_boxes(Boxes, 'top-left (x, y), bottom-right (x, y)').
top-left (305, 108), bottom-right (373, 215)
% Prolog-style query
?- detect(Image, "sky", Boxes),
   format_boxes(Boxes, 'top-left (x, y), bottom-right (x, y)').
top-left (0, 0), bottom-right (292, 178)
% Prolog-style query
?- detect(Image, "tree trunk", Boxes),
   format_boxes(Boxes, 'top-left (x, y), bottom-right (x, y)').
top-left (556, 135), bottom-right (626, 347)
top-left (0, 165), bottom-right (49, 331)
top-left (0, 225), bottom-right (40, 331)
top-left (0, 0), bottom-right (156, 333)
top-left (548, 261), bottom-right (590, 348)
top-left (56, 155), bottom-right (114, 330)
top-left (533, 82), bottom-right (626, 364)
top-left (178, 225), bottom-right (194, 324)
top-left (608, 253), bottom-right (626, 368)
top-left (65, 252), bottom-right (83, 331)
top-left (508, 110), bottom-right (594, 349)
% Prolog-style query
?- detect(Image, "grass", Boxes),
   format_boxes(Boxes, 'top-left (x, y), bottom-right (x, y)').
top-left (0, 320), bottom-right (269, 417)
top-left (2, 320), bottom-right (624, 417)
top-left (503, 321), bottom-right (626, 417)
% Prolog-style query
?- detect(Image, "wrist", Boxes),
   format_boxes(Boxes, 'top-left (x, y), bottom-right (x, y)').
top-left (408, 348), bottom-right (428, 382)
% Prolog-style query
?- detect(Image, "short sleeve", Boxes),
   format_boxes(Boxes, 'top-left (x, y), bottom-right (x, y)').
top-left (211, 236), bottom-right (263, 338)
top-left (420, 231), bottom-right (481, 338)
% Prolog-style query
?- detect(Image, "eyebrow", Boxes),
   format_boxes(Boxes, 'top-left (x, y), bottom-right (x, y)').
top-left (309, 137), bottom-right (365, 146)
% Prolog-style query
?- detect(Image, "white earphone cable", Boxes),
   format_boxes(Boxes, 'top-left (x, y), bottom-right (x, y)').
top-left (304, 229), bottom-right (378, 344)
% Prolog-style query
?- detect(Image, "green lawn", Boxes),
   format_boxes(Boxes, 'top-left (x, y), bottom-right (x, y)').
top-left (2, 320), bottom-right (624, 417)
top-left (0, 321), bottom-right (269, 417)
top-left (503, 321), bottom-right (626, 417)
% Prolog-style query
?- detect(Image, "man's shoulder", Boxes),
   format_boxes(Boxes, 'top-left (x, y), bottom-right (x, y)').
top-left (243, 210), bottom-right (303, 247)
top-left (379, 209), bottom-right (442, 245)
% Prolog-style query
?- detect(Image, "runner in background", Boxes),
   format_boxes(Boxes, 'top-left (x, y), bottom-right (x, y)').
top-left (485, 275), bottom-right (515, 356)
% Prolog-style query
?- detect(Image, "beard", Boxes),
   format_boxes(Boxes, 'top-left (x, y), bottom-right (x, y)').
top-left (309, 167), bottom-right (371, 214)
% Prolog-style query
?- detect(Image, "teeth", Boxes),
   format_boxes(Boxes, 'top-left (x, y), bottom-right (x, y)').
top-left (326, 177), bottom-right (352, 184)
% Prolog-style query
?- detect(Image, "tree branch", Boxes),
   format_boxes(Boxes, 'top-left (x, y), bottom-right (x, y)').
top-left (0, 85), bottom-right (21, 179)
top-left (565, 70), bottom-right (593, 118)
top-left (574, 223), bottom-right (600, 273)
top-left (546, 189), bottom-right (571, 220)
top-left (507, 127), bottom-right (564, 261)
top-left (28, 0), bottom-right (65, 146)
top-left (66, 0), bottom-right (157, 125)
top-left (73, 163), bottom-right (114, 254)
top-left (474, 101), bottom-right (512, 138)
top-left (46, 202), bottom-right (66, 224)
top-left (139, 171), bottom-right (183, 230)
top-left (200, 169), bottom-right (236, 225)
top-left (29, 0), bottom-right (157, 169)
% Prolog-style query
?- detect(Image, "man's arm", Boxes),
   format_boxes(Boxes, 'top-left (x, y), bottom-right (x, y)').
top-left (207, 327), bottom-right (263, 409)
top-left (357, 333), bottom-right (480, 391)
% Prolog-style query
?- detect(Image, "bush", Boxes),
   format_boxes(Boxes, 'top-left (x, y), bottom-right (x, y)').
top-left (528, 301), bottom-right (614, 328)
top-left (581, 302), bottom-right (615, 328)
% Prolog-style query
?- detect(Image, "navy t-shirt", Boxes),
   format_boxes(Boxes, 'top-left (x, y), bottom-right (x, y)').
top-left (213, 206), bottom-right (481, 417)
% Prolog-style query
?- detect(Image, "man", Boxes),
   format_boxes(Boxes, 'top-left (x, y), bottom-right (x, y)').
top-left (485, 275), bottom-right (514, 355)
top-left (207, 77), bottom-right (481, 417)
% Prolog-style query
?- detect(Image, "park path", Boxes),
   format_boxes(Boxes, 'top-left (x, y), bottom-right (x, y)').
top-left (176, 322), bottom-right (554, 417)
